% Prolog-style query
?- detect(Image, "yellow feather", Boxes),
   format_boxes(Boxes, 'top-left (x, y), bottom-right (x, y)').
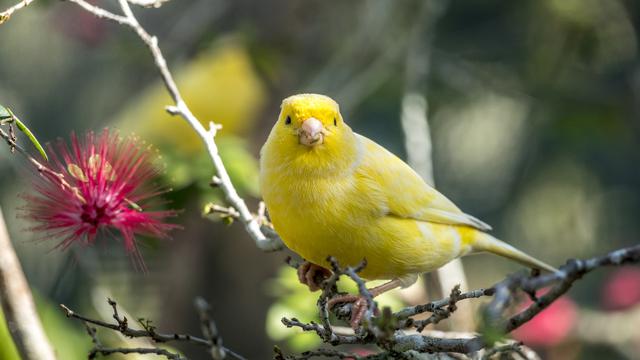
top-left (259, 94), bottom-right (555, 282)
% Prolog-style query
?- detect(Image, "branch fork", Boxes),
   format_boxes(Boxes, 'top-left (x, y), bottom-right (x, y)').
top-left (280, 245), bottom-right (640, 358)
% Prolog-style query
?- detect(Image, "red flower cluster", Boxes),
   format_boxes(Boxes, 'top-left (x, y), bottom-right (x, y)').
top-left (512, 295), bottom-right (578, 347)
top-left (21, 129), bottom-right (178, 268)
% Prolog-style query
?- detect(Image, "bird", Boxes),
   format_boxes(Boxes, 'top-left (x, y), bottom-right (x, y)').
top-left (259, 93), bottom-right (555, 327)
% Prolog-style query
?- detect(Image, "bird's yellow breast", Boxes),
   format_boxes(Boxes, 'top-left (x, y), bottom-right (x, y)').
top-left (260, 152), bottom-right (476, 280)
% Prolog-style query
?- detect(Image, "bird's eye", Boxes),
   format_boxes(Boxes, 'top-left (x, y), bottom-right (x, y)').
top-left (285, 116), bottom-right (291, 125)
top-left (333, 118), bottom-right (337, 126)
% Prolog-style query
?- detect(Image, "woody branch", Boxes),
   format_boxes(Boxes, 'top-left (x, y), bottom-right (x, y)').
top-left (0, 207), bottom-right (56, 360)
top-left (61, 298), bottom-right (246, 360)
top-left (279, 244), bottom-right (640, 358)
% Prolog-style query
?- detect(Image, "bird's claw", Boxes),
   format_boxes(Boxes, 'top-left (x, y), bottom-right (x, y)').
top-left (328, 294), bottom-right (378, 329)
top-left (297, 261), bottom-right (331, 292)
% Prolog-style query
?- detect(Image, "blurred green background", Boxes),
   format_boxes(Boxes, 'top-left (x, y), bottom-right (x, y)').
top-left (0, 0), bottom-right (639, 359)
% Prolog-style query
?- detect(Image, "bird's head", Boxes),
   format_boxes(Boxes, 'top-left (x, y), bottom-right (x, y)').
top-left (261, 94), bottom-right (359, 176)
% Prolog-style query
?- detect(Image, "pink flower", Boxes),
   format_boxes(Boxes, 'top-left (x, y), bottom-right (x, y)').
top-left (345, 348), bottom-right (376, 359)
top-left (511, 295), bottom-right (578, 347)
top-left (21, 129), bottom-right (178, 269)
top-left (602, 267), bottom-right (640, 311)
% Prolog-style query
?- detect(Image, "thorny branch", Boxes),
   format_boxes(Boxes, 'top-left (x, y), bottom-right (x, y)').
top-left (279, 244), bottom-right (640, 359)
top-left (84, 323), bottom-right (186, 360)
top-left (61, 298), bottom-right (246, 360)
top-left (62, 0), bottom-right (282, 251)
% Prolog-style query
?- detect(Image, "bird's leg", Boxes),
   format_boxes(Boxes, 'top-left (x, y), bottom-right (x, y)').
top-left (328, 278), bottom-right (404, 329)
top-left (297, 261), bottom-right (332, 292)
top-left (368, 278), bottom-right (405, 296)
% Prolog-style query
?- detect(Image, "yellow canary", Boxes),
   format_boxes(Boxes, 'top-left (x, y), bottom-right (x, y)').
top-left (260, 94), bottom-right (554, 290)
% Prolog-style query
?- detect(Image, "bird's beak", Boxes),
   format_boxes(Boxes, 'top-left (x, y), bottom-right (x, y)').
top-left (299, 117), bottom-right (325, 147)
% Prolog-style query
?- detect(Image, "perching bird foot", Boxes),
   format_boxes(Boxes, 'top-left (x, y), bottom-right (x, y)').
top-left (326, 279), bottom-right (404, 329)
top-left (328, 294), bottom-right (378, 329)
top-left (297, 261), bottom-right (331, 291)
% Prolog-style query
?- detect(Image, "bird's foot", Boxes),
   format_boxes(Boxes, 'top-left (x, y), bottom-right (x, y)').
top-left (297, 261), bottom-right (331, 292)
top-left (328, 294), bottom-right (378, 329)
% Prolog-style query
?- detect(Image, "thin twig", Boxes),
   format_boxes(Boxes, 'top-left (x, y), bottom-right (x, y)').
top-left (67, 0), bottom-right (129, 24)
top-left (204, 201), bottom-right (277, 238)
top-left (412, 285), bottom-right (463, 332)
top-left (0, 0), bottom-right (36, 24)
top-left (281, 317), bottom-right (360, 346)
top-left (194, 297), bottom-right (226, 360)
top-left (65, 0), bottom-right (282, 252)
top-left (203, 203), bottom-right (241, 219)
top-left (1, 126), bottom-right (30, 159)
top-left (500, 244), bottom-right (640, 332)
top-left (61, 303), bottom-right (208, 346)
top-left (84, 323), bottom-right (186, 360)
top-left (284, 245), bottom-right (640, 356)
top-left (127, 0), bottom-right (170, 8)
top-left (395, 287), bottom-right (495, 320)
top-left (60, 300), bottom-right (246, 360)
top-left (316, 263), bottom-right (342, 343)
top-left (91, 346), bottom-right (186, 360)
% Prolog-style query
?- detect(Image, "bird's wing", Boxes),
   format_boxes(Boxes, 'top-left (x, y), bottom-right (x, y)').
top-left (356, 134), bottom-right (492, 231)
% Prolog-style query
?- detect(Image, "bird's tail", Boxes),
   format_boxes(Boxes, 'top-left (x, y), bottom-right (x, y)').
top-left (472, 232), bottom-right (557, 273)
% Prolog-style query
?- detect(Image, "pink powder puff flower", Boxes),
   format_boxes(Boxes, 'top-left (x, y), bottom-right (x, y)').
top-left (601, 266), bottom-right (640, 311)
top-left (512, 295), bottom-right (578, 347)
top-left (20, 129), bottom-right (178, 269)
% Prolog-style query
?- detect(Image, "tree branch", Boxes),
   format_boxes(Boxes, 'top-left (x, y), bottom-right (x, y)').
top-left (495, 244), bottom-right (640, 333)
top-left (395, 287), bottom-right (495, 321)
top-left (91, 346), bottom-right (186, 360)
top-left (282, 244), bottom-right (640, 358)
top-left (64, 0), bottom-right (282, 252)
top-left (84, 322), bottom-right (186, 360)
top-left (61, 298), bottom-right (247, 360)
top-left (126, 0), bottom-right (170, 9)
top-left (0, 0), bottom-right (36, 24)
top-left (0, 206), bottom-right (56, 360)
top-left (274, 346), bottom-right (389, 360)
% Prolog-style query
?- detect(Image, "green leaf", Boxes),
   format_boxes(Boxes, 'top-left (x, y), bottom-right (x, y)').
top-left (9, 109), bottom-right (48, 161)
top-left (0, 105), bottom-right (10, 120)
